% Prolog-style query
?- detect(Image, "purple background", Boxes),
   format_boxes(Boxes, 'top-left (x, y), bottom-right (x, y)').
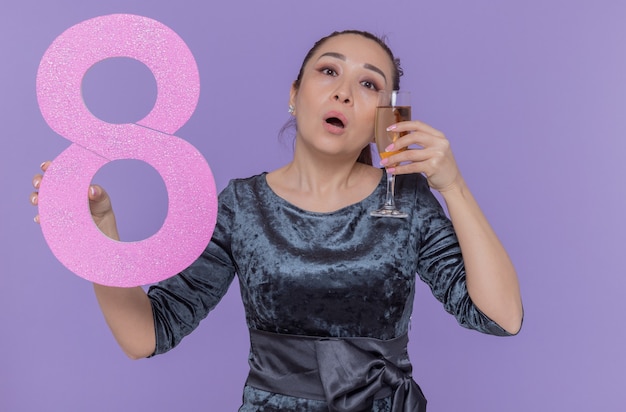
top-left (1, 1), bottom-right (625, 411)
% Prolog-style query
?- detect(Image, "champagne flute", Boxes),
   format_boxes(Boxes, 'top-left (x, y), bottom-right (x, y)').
top-left (370, 90), bottom-right (411, 218)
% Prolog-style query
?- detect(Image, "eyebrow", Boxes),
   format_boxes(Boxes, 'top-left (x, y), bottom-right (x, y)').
top-left (318, 52), bottom-right (387, 83)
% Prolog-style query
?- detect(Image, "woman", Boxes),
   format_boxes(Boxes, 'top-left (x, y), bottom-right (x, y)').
top-left (31, 30), bottom-right (523, 411)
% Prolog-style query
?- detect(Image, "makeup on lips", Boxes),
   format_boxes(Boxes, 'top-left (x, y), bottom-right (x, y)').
top-left (323, 111), bottom-right (348, 135)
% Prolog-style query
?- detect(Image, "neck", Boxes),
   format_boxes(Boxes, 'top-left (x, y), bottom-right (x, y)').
top-left (265, 139), bottom-right (381, 213)
top-left (284, 147), bottom-right (368, 194)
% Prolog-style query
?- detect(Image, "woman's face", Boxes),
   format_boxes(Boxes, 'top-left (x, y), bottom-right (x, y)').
top-left (290, 34), bottom-right (395, 161)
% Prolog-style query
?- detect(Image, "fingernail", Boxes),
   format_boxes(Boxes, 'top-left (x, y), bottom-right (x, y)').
top-left (386, 124), bottom-right (397, 131)
top-left (40, 161), bottom-right (46, 169)
top-left (34, 215), bottom-right (39, 223)
top-left (385, 144), bottom-right (395, 152)
top-left (90, 186), bottom-right (96, 196)
top-left (386, 167), bottom-right (396, 174)
top-left (380, 158), bottom-right (388, 166)
top-left (30, 193), bottom-right (37, 204)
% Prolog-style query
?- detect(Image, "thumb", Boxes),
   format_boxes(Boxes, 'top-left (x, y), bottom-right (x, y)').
top-left (88, 184), bottom-right (114, 217)
top-left (88, 184), bottom-right (105, 201)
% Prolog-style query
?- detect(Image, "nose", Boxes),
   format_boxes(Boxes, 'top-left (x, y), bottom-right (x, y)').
top-left (332, 82), bottom-right (353, 105)
top-left (334, 93), bottom-right (351, 103)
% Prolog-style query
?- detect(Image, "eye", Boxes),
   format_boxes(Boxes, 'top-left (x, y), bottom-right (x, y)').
top-left (320, 67), bottom-right (337, 76)
top-left (361, 80), bottom-right (379, 91)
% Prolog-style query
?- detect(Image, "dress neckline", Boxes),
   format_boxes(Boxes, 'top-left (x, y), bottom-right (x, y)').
top-left (259, 171), bottom-right (385, 216)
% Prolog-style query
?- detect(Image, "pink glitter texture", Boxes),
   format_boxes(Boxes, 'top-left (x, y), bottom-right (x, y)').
top-left (36, 14), bottom-right (217, 287)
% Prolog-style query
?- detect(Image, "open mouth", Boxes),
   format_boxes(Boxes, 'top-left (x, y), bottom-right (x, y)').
top-left (325, 117), bottom-right (345, 129)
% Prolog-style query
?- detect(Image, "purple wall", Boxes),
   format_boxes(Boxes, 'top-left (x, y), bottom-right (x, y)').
top-left (2, 0), bottom-right (625, 411)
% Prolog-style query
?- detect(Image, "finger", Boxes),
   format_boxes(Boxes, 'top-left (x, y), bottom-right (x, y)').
top-left (40, 161), bottom-right (51, 172)
top-left (88, 184), bottom-right (109, 202)
top-left (30, 191), bottom-right (39, 206)
top-left (392, 157), bottom-right (434, 176)
top-left (32, 174), bottom-right (43, 189)
top-left (399, 131), bottom-right (437, 149)
top-left (88, 185), bottom-right (100, 201)
top-left (30, 190), bottom-right (41, 223)
top-left (388, 120), bottom-right (444, 137)
top-left (381, 147), bottom-right (433, 170)
top-left (386, 130), bottom-right (437, 152)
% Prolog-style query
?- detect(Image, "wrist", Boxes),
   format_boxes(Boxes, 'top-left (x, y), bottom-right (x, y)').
top-left (435, 174), bottom-right (467, 196)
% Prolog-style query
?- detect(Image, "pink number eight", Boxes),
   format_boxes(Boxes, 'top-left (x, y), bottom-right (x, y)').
top-left (36, 14), bottom-right (217, 287)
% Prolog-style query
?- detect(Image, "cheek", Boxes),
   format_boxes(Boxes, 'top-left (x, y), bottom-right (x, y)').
top-left (357, 118), bottom-right (376, 145)
top-left (363, 105), bottom-right (377, 141)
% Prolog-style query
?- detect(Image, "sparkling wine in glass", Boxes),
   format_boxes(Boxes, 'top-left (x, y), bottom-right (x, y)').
top-left (370, 90), bottom-right (411, 218)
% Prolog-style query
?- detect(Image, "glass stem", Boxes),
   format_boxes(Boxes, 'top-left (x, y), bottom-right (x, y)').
top-left (384, 170), bottom-right (397, 209)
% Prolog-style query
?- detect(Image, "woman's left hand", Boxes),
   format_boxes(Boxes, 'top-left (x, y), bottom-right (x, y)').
top-left (380, 120), bottom-right (461, 193)
top-left (382, 121), bottom-right (523, 334)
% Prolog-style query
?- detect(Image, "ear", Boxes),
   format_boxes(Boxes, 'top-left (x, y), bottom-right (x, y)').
top-left (289, 82), bottom-right (297, 108)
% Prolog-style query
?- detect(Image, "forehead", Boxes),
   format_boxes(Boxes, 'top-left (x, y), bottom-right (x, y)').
top-left (309, 34), bottom-right (394, 77)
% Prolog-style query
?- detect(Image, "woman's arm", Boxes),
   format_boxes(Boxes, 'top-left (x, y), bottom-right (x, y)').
top-left (437, 177), bottom-right (522, 334)
top-left (32, 162), bottom-right (156, 358)
top-left (382, 121), bottom-right (523, 334)
top-left (93, 284), bottom-right (156, 359)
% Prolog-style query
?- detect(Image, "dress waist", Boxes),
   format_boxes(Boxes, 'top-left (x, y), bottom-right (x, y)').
top-left (245, 329), bottom-right (427, 412)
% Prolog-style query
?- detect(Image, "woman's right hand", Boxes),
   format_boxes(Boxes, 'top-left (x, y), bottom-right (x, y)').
top-left (30, 161), bottom-right (120, 240)
top-left (31, 161), bottom-right (155, 359)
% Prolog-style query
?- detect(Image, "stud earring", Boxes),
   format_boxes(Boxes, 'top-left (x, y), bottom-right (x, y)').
top-left (288, 105), bottom-right (295, 115)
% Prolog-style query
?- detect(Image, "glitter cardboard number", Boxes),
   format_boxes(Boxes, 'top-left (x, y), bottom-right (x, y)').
top-left (36, 14), bottom-right (217, 287)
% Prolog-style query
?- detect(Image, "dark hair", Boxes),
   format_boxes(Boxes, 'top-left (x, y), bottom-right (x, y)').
top-left (294, 30), bottom-right (403, 92)
top-left (282, 30), bottom-right (404, 165)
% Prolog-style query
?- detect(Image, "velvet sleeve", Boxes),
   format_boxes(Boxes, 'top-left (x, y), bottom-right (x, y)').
top-left (412, 177), bottom-right (514, 337)
top-left (147, 183), bottom-right (237, 355)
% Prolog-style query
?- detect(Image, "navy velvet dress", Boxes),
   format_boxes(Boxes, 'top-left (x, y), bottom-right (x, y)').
top-left (147, 172), bottom-right (511, 411)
